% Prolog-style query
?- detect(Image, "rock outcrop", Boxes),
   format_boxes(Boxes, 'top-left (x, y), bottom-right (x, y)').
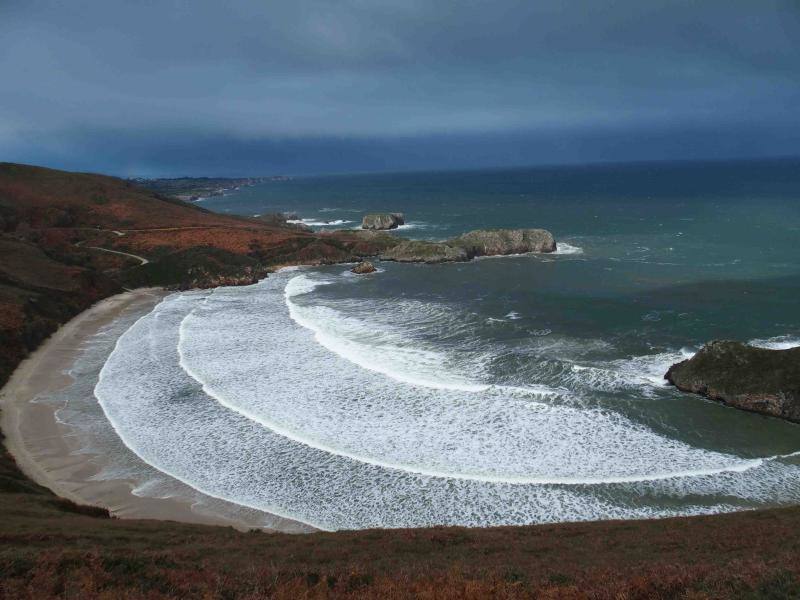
top-left (253, 213), bottom-right (312, 232)
top-left (362, 213), bottom-right (405, 230)
top-left (665, 341), bottom-right (800, 423)
top-left (374, 227), bottom-right (557, 264)
top-left (351, 260), bottom-right (377, 274)
top-left (380, 240), bottom-right (469, 264)
top-left (329, 229), bottom-right (402, 256)
top-left (450, 228), bottom-right (556, 257)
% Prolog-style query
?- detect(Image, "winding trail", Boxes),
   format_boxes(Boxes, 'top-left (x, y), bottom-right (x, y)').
top-left (85, 245), bottom-right (149, 265)
top-left (73, 230), bottom-right (149, 265)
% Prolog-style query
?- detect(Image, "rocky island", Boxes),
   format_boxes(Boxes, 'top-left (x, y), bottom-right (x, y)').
top-left (378, 228), bottom-right (557, 263)
top-left (362, 212), bottom-right (405, 230)
top-left (380, 240), bottom-right (470, 263)
top-left (665, 340), bottom-right (800, 423)
top-left (351, 260), bottom-right (377, 274)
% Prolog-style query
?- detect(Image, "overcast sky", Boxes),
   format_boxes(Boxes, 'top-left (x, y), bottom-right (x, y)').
top-left (1, 0), bottom-right (798, 176)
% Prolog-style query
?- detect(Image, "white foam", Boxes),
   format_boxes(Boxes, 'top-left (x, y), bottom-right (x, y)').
top-left (553, 241), bottom-right (584, 255)
top-left (396, 222), bottom-right (428, 230)
top-left (749, 335), bottom-right (800, 350)
top-left (180, 276), bottom-right (755, 484)
top-left (287, 218), bottom-right (353, 227)
top-left (284, 273), bottom-right (332, 297)
top-left (91, 272), bottom-right (800, 530)
top-left (284, 274), bottom-right (486, 392)
top-left (566, 348), bottom-right (696, 392)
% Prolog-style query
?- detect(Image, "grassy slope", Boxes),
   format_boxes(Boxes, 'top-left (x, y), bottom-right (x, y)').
top-left (2, 487), bottom-right (800, 598)
top-left (1, 163), bottom-right (800, 598)
top-left (0, 163), bottom-right (384, 381)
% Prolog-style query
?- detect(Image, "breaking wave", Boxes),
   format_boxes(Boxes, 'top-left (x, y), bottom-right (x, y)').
top-left (553, 242), bottom-right (584, 255)
top-left (749, 335), bottom-right (800, 350)
top-left (287, 218), bottom-right (353, 227)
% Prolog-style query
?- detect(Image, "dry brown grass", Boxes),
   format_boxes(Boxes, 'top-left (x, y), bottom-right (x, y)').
top-left (2, 485), bottom-right (800, 599)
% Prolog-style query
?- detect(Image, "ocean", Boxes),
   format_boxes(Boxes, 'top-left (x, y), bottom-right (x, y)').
top-left (74, 159), bottom-right (800, 530)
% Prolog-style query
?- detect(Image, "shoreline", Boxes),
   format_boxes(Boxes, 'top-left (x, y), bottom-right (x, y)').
top-left (0, 287), bottom-right (311, 532)
top-left (2, 268), bottom-right (798, 533)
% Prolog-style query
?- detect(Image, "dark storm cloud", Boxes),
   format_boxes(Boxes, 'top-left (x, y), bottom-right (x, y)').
top-left (1, 0), bottom-right (798, 175)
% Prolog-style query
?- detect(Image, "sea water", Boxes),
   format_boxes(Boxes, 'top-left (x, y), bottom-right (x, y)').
top-left (91, 159), bottom-right (800, 530)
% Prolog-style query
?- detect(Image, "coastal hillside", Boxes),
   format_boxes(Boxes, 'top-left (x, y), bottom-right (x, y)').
top-left (0, 163), bottom-right (558, 386)
top-left (0, 163), bottom-right (387, 386)
top-left (0, 163), bottom-right (374, 267)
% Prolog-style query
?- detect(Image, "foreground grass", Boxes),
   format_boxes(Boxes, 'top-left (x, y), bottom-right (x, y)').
top-left (2, 466), bottom-right (800, 599)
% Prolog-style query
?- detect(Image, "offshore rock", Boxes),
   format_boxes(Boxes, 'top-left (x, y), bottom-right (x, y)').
top-left (665, 340), bottom-right (800, 423)
top-left (451, 228), bottom-right (556, 257)
top-left (362, 213), bottom-right (405, 230)
top-left (351, 260), bottom-right (377, 274)
top-left (380, 240), bottom-right (469, 264)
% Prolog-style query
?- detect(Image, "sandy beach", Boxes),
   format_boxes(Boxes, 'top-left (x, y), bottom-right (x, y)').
top-left (0, 288), bottom-right (310, 532)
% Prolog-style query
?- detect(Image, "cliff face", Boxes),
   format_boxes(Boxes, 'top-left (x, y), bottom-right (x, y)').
top-left (665, 341), bottom-right (800, 423)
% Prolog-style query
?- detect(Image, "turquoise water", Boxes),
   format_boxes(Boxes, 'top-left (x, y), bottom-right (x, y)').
top-left (89, 159), bottom-right (800, 530)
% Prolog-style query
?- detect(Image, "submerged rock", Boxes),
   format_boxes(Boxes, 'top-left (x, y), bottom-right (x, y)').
top-left (351, 260), bottom-right (377, 274)
top-left (380, 240), bottom-right (469, 264)
top-left (665, 341), bottom-right (800, 423)
top-left (450, 228), bottom-right (556, 257)
top-left (362, 213), bottom-right (405, 230)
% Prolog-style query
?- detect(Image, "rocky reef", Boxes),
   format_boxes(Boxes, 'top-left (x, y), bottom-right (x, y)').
top-left (450, 228), bottom-right (556, 257)
top-left (380, 240), bottom-right (469, 264)
top-left (362, 213), bottom-right (405, 230)
top-left (665, 341), bottom-right (800, 423)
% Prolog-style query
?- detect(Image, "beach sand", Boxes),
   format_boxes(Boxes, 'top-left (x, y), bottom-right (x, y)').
top-left (0, 288), bottom-right (311, 532)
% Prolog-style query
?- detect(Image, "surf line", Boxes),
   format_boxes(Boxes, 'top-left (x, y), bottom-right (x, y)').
top-left (93, 291), bottom-right (331, 532)
top-left (175, 293), bottom-right (767, 486)
top-left (282, 274), bottom-right (563, 397)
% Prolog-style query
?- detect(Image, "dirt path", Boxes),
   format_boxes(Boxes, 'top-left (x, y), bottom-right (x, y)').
top-left (85, 245), bottom-right (149, 265)
top-left (73, 232), bottom-right (149, 265)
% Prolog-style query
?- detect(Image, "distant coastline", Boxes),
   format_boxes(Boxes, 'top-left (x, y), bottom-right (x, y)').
top-left (132, 175), bottom-right (290, 202)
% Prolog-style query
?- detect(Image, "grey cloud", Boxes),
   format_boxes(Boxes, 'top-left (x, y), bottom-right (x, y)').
top-left (1, 0), bottom-right (798, 174)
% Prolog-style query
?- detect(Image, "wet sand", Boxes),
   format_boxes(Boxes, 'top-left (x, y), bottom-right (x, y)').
top-left (0, 288), bottom-right (311, 532)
